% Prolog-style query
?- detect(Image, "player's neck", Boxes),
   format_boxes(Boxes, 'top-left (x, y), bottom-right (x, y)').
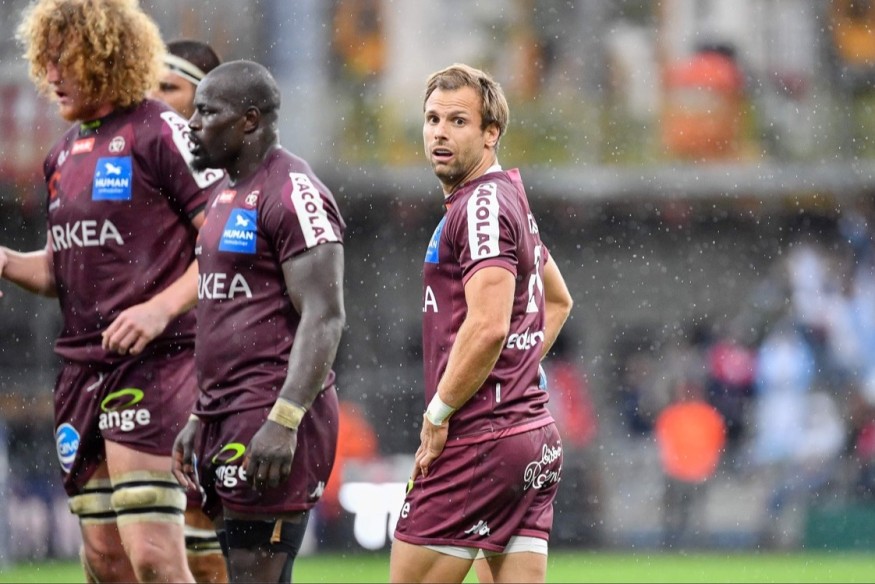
top-left (227, 142), bottom-right (280, 185)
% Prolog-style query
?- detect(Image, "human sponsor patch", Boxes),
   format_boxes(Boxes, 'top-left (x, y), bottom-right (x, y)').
top-left (289, 172), bottom-right (339, 248)
top-left (425, 216), bottom-right (446, 264)
top-left (219, 208), bottom-right (257, 254)
top-left (55, 423), bottom-right (80, 474)
top-left (467, 182), bottom-right (500, 260)
top-left (92, 156), bottom-right (132, 201)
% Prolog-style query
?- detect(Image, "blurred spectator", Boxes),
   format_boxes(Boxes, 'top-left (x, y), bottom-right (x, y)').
top-left (705, 334), bottom-right (756, 449)
top-left (655, 378), bottom-right (726, 549)
top-left (750, 320), bottom-right (815, 466)
top-left (760, 390), bottom-right (845, 549)
top-left (616, 351), bottom-right (660, 436)
top-left (317, 399), bottom-right (379, 548)
top-left (544, 332), bottom-right (602, 546)
top-left (661, 43), bottom-right (747, 161)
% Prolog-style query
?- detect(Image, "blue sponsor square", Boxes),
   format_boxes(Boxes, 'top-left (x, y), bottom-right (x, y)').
top-left (92, 156), bottom-right (133, 201)
top-left (219, 208), bottom-right (258, 254)
top-left (425, 216), bottom-right (446, 264)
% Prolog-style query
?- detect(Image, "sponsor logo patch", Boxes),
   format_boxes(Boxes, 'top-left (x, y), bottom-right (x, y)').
top-left (425, 216), bottom-right (445, 264)
top-left (92, 156), bottom-right (133, 201)
top-left (71, 138), bottom-right (94, 155)
top-left (219, 208), bottom-right (257, 254)
top-left (289, 172), bottom-right (339, 248)
top-left (467, 182), bottom-right (499, 260)
top-left (108, 136), bottom-right (125, 153)
top-left (55, 423), bottom-right (80, 474)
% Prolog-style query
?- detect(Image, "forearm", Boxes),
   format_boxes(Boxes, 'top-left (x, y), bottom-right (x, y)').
top-left (0, 247), bottom-right (56, 297)
top-left (540, 257), bottom-right (573, 359)
top-left (435, 316), bottom-right (506, 409)
top-left (541, 299), bottom-right (572, 358)
top-left (146, 260), bottom-right (198, 318)
top-left (278, 311), bottom-right (345, 408)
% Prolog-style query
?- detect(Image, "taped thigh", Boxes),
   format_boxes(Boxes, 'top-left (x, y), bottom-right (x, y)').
top-left (110, 471), bottom-right (186, 527)
top-left (69, 478), bottom-right (116, 526)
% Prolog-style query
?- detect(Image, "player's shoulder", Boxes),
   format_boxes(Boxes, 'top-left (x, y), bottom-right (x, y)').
top-left (127, 99), bottom-right (189, 145)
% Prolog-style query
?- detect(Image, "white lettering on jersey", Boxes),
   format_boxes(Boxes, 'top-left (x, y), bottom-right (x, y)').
top-left (422, 285), bottom-right (439, 313)
top-left (159, 111), bottom-right (223, 188)
top-left (506, 327), bottom-right (544, 350)
top-left (50, 219), bottom-right (125, 251)
top-left (289, 172), bottom-right (339, 248)
top-left (523, 443), bottom-right (562, 491)
top-left (467, 182), bottom-right (499, 260)
top-left (197, 272), bottom-right (254, 300)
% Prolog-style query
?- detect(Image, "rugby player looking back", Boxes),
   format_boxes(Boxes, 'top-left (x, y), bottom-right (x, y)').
top-left (390, 63), bottom-right (574, 584)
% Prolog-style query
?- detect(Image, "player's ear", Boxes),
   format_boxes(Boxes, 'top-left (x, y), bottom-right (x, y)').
top-left (243, 106), bottom-right (261, 133)
top-left (484, 123), bottom-right (500, 149)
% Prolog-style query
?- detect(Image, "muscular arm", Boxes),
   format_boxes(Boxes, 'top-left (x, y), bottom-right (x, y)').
top-left (278, 242), bottom-right (346, 407)
top-left (436, 266), bottom-right (515, 409)
top-left (245, 242), bottom-right (346, 490)
top-left (102, 210), bottom-right (205, 355)
top-left (0, 237), bottom-right (57, 298)
top-left (413, 265), bottom-right (514, 479)
top-left (540, 255), bottom-right (573, 359)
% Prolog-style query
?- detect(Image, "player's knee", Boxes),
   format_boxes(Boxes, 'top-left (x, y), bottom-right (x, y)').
top-left (110, 471), bottom-right (187, 578)
top-left (81, 541), bottom-right (129, 583)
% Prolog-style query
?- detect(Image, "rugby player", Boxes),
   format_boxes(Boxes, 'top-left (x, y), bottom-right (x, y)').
top-left (150, 40), bottom-right (221, 119)
top-left (1, 0), bottom-right (222, 582)
top-left (389, 63), bottom-right (574, 583)
top-left (148, 37), bottom-right (227, 584)
top-left (172, 60), bottom-right (346, 583)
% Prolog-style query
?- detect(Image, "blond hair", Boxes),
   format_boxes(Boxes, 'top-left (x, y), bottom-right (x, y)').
top-left (424, 63), bottom-right (510, 141)
top-left (17, 0), bottom-right (165, 109)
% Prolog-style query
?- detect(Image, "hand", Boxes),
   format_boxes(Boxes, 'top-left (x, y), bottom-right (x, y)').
top-left (172, 416), bottom-right (200, 492)
top-left (102, 297), bottom-right (171, 355)
top-left (244, 420), bottom-right (297, 491)
top-left (411, 413), bottom-right (448, 481)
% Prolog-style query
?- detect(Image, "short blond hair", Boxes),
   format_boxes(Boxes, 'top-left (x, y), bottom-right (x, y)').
top-left (17, 0), bottom-right (165, 109)
top-left (424, 63), bottom-right (510, 141)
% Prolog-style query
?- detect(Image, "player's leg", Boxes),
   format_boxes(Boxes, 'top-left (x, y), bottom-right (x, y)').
top-left (71, 467), bottom-right (138, 583)
top-left (389, 539), bottom-right (473, 583)
top-left (105, 440), bottom-right (194, 583)
top-left (184, 506), bottom-right (228, 584)
top-left (222, 509), bottom-right (309, 583)
top-left (472, 556), bottom-right (493, 583)
top-left (481, 550), bottom-right (547, 583)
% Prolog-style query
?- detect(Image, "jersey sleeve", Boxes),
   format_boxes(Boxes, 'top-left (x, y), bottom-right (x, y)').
top-left (445, 180), bottom-right (521, 284)
top-left (260, 169), bottom-right (345, 263)
top-left (150, 109), bottom-right (223, 218)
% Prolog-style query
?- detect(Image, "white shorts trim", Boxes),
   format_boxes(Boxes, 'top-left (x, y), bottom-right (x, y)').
top-left (424, 535), bottom-right (548, 560)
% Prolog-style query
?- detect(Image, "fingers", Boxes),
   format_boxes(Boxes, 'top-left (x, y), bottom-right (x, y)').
top-left (102, 319), bottom-right (139, 354)
top-left (171, 449), bottom-right (197, 491)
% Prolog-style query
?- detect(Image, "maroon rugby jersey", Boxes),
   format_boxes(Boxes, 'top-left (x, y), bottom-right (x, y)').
top-left (44, 99), bottom-right (221, 363)
top-left (194, 148), bottom-right (345, 419)
top-left (423, 168), bottom-right (553, 445)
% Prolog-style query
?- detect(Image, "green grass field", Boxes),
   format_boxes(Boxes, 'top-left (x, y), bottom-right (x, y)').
top-left (1, 551), bottom-right (874, 583)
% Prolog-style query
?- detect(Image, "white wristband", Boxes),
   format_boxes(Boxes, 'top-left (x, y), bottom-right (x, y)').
top-left (425, 394), bottom-right (456, 426)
